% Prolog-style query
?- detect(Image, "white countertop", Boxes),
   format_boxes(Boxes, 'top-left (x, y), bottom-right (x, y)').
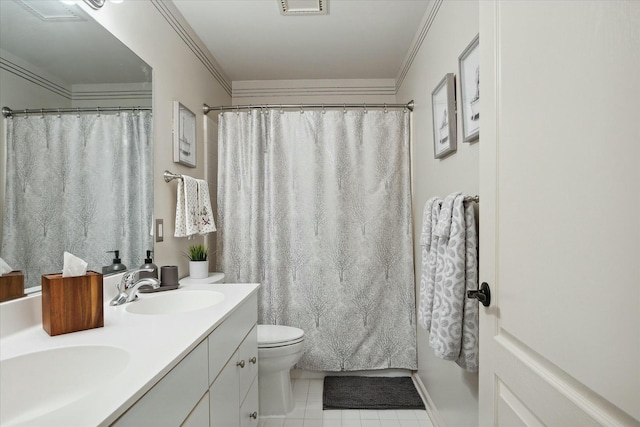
top-left (0, 276), bottom-right (259, 426)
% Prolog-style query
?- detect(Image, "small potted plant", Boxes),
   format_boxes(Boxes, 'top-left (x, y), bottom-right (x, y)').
top-left (186, 244), bottom-right (209, 279)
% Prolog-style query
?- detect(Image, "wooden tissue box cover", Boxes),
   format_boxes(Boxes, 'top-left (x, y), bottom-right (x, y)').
top-left (42, 271), bottom-right (104, 336)
top-left (0, 271), bottom-right (25, 302)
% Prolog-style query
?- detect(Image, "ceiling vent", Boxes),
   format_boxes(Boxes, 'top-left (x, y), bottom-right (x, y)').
top-left (279, 0), bottom-right (327, 16)
top-left (17, 0), bottom-right (84, 21)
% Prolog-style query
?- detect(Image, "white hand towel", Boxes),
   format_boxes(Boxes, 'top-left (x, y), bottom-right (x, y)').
top-left (175, 175), bottom-right (199, 237)
top-left (196, 179), bottom-right (216, 235)
top-left (0, 257), bottom-right (13, 275)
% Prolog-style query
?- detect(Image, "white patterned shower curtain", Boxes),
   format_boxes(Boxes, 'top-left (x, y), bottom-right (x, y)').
top-left (217, 109), bottom-right (416, 371)
top-left (1, 112), bottom-right (153, 289)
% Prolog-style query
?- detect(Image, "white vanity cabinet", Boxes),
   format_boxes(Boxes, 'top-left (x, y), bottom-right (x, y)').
top-left (112, 293), bottom-right (258, 427)
top-left (209, 296), bottom-right (259, 427)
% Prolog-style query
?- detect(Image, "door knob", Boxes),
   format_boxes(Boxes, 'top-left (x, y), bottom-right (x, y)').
top-left (249, 411), bottom-right (258, 419)
top-left (467, 282), bottom-right (491, 307)
top-left (237, 360), bottom-right (245, 368)
top-left (249, 356), bottom-right (257, 364)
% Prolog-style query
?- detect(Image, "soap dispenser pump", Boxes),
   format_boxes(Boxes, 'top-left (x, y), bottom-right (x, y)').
top-left (139, 250), bottom-right (158, 279)
top-left (103, 250), bottom-right (127, 274)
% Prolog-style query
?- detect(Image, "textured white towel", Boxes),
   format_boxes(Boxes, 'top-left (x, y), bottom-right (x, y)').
top-left (419, 193), bottom-right (479, 372)
top-left (196, 179), bottom-right (216, 235)
top-left (418, 197), bottom-right (442, 331)
top-left (175, 175), bottom-right (199, 237)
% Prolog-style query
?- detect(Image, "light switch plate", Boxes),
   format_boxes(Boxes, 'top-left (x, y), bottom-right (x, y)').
top-left (156, 219), bottom-right (163, 242)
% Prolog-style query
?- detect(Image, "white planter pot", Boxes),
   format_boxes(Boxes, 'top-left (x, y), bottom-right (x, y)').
top-left (189, 260), bottom-right (209, 279)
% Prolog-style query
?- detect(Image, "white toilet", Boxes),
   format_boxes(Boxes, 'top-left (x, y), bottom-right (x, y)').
top-left (257, 324), bottom-right (305, 416)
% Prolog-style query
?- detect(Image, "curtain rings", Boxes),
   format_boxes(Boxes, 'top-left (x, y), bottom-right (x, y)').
top-left (384, 103), bottom-right (388, 114)
top-left (280, 105), bottom-right (284, 114)
top-left (76, 107), bottom-right (80, 118)
top-left (96, 107), bottom-right (101, 117)
top-left (116, 107), bottom-right (121, 117)
top-left (236, 105), bottom-right (240, 116)
top-left (363, 104), bottom-right (368, 114)
top-left (322, 104), bottom-right (326, 114)
top-left (23, 109), bottom-right (29, 119)
top-left (57, 108), bottom-right (61, 118)
top-left (300, 104), bottom-right (304, 114)
top-left (343, 104), bottom-right (347, 114)
top-left (40, 108), bottom-right (45, 119)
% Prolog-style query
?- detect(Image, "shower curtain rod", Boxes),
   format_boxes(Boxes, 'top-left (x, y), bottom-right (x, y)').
top-left (1, 106), bottom-right (151, 118)
top-left (203, 100), bottom-right (414, 114)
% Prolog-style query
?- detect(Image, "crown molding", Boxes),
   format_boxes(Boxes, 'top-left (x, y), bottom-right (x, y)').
top-left (150, 0), bottom-right (232, 97)
top-left (1, 57), bottom-right (72, 100)
top-left (395, 0), bottom-right (443, 93)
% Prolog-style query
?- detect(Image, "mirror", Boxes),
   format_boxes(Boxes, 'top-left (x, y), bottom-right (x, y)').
top-left (0, 0), bottom-right (153, 294)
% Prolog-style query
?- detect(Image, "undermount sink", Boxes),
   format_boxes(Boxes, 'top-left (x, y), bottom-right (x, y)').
top-left (125, 290), bottom-right (225, 315)
top-left (0, 345), bottom-right (129, 426)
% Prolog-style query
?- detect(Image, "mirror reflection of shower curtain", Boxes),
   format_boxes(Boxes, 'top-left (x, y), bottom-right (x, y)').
top-left (1, 112), bottom-right (153, 289)
top-left (218, 109), bottom-right (416, 371)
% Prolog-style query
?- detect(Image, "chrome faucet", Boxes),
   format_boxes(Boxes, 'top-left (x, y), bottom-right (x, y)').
top-left (109, 268), bottom-right (160, 306)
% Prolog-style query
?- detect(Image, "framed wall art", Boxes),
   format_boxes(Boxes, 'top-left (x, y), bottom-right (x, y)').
top-left (432, 73), bottom-right (457, 159)
top-left (459, 34), bottom-right (480, 142)
top-left (173, 101), bottom-right (196, 167)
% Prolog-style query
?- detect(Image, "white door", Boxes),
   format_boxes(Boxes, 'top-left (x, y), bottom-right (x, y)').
top-left (479, 1), bottom-right (639, 425)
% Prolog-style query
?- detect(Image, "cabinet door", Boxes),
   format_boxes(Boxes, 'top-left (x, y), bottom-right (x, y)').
top-left (113, 341), bottom-right (208, 427)
top-left (182, 392), bottom-right (209, 427)
top-left (210, 350), bottom-right (240, 427)
top-left (209, 294), bottom-right (258, 386)
top-left (240, 377), bottom-right (259, 427)
top-left (237, 325), bottom-right (258, 401)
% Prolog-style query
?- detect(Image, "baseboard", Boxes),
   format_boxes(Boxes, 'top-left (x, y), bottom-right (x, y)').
top-left (412, 372), bottom-right (444, 427)
top-left (291, 368), bottom-right (413, 380)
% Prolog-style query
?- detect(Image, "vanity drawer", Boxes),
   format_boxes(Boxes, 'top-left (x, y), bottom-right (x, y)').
top-left (113, 339), bottom-right (208, 427)
top-left (208, 293), bottom-right (257, 385)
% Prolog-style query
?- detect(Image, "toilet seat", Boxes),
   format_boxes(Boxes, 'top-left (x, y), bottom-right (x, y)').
top-left (257, 325), bottom-right (304, 349)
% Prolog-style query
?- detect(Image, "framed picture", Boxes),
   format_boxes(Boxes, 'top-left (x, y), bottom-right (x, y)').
top-left (173, 101), bottom-right (196, 167)
top-left (432, 73), bottom-right (457, 159)
top-left (458, 34), bottom-right (480, 142)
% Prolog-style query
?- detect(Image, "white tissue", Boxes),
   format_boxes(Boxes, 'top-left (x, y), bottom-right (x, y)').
top-left (62, 252), bottom-right (88, 277)
top-left (0, 257), bottom-right (13, 275)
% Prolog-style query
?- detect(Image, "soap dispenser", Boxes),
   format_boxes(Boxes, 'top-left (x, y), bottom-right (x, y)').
top-left (102, 250), bottom-right (127, 274)
top-left (138, 250), bottom-right (158, 279)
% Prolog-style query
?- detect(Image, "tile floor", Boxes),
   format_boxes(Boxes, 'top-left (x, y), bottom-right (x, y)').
top-left (258, 378), bottom-right (434, 427)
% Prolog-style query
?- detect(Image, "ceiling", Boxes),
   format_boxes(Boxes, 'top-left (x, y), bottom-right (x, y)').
top-left (172, 0), bottom-right (430, 81)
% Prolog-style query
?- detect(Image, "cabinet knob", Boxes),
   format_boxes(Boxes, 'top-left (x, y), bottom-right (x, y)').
top-left (249, 411), bottom-right (258, 419)
top-left (249, 356), bottom-right (257, 364)
top-left (237, 360), bottom-right (245, 368)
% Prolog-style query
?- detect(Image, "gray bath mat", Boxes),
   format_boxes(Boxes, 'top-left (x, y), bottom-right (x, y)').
top-left (323, 376), bottom-right (425, 410)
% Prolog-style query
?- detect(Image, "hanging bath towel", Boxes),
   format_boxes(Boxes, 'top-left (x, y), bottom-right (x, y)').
top-left (175, 175), bottom-right (199, 237)
top-left (427, 192), bottom-right (479, 372)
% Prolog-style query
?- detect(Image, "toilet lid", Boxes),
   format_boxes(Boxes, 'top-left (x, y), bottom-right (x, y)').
top-left (257, 325), bottom-right (304, 348)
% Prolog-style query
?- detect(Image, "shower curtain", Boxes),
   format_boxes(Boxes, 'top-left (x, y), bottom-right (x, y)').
top-left (218, 109), bottom-right (416, 371)
top-left (1, 112), bottom-right (153, 289)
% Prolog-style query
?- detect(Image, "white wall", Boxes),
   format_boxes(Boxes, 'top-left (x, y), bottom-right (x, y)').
top-left (396, 1), bottom-right (479, 426)
top-left (81, 0), bottom-right (231, 278)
